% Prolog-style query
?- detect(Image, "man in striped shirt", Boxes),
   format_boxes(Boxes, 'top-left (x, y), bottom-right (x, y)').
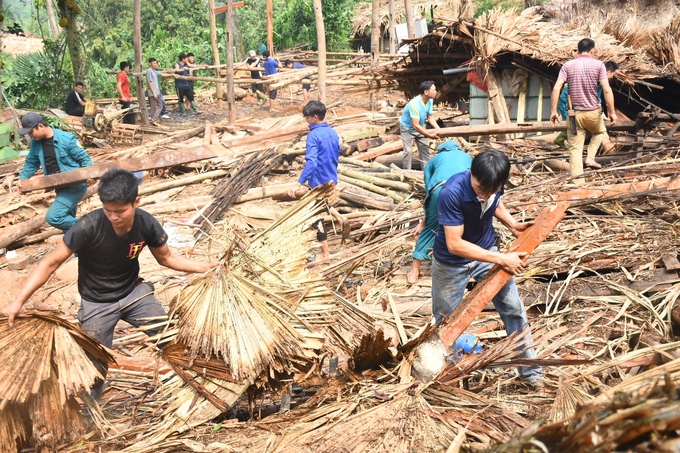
top-left (550, 38), bottom-right (618, 184)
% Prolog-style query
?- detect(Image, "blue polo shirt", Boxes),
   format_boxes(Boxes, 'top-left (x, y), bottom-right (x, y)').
top-left (299, 122), bottom-right (340, 188)
top-left (399, 95), bottom-right (433, 131)
top-left (263, 58), bottom-right (279, 76)
top-left (432, 170), bottom-right (504, 266)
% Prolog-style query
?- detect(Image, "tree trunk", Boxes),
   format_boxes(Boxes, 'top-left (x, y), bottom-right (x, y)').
top-left (388, 0), bottom-right (397, 54)
top-left (312, 0), bottom-right (327, 103)
top-left (404, 0), bottom-right (415, 39)
top-left (44, 0), bottom-right (61, 39)
top-left (266, 0), bottom-right (274, 54)
top-left (234, 13), bottom-right (245, 61)
top-left (370, 0), bottom-right (380, 111)
top-left (226, 0), bottom-right (235, 123)
top-left (209, 0), bottom-right (223, 108)
top-left (64, 8), bottom-right (89, 96)
top-left (133, 0), bottom-right (149, 125)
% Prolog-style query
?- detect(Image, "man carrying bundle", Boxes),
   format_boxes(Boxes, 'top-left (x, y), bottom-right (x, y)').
top-left (3, 168), bottom-right (218, 401)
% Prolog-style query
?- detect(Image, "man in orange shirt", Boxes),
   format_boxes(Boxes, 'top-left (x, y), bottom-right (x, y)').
top-left (117, 61), bottom-right (136, 125)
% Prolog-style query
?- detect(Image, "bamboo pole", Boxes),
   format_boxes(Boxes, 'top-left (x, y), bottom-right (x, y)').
top-left (338, 174), bottom-right (406, 202)
top-left (209, 0), bottom-right (224, 108)
top-left (388, 0), bottom-right (397, 54)
top-left (338, 167), bottom-right (412, 191)
top-left (226, 0), bottom-right (236, 123)
top-left (133, 0), bottom-right (149, 125)
top-left (370, 0), bottom-right (380, 111)
top-left (312, 0), bottom-right (327, 103)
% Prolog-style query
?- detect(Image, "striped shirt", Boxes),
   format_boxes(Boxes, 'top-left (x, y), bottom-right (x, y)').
top-left (557, 54), bottom-right (607, 111)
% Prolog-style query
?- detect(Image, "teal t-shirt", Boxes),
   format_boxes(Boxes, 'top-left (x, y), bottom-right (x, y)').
top-left (400, 96), bottom-right (434, 131)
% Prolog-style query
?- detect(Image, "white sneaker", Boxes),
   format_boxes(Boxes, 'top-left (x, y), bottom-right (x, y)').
top-left (161, 114), bottom-right (170, 119)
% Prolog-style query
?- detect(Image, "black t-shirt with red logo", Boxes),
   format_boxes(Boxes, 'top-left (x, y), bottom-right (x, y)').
top-left (64, 208), bottom-right (168, 302)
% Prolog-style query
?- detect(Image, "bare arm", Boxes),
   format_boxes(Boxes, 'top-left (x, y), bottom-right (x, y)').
top-left (494, 200), bottom-right (533, 238)
top-left (600, 77), bottom-right (617, 125)
top-left (116, 81), bottom-right (127, 100)
top-left (149, 244), bottom-right (218, 273)
top-left (427, 115), bottom-right (441, 135)
top-left (443, 224), bottom-right (527, 275)
top-left (411, 116), bottom-right (438, 139)
top-left (1, 241), bottom-right (73, 325)
top-left (550, 79), bottom-right (566, 125)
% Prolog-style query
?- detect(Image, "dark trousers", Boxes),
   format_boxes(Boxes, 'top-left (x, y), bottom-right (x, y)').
top-left (119, 100), bottom-right (136, 125)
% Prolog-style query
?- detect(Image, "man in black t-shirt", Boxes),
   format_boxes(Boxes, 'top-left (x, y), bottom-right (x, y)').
top-left (3, 168), bottom-right (219, 401)
top-left (245, 50), bottom-right (267, 104)
top-left (64, 82), bottom-right (87, 116)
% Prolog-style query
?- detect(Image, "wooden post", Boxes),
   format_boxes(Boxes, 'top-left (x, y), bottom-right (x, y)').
top-left (404, 0), bottom-right (415, 39)
top-left (209, 0), bottom-right (224, 108)
top-left (133, 0), bottom-right (149, 125)
top-left (266, 0), bottom-right (274, 54)
top-left (388, 0), bottom-right (397, 54)
top-left (370, 0), bottom-right (380, 111)
top-left (516, 78), bottom-right (528, 138)
top-left (537, 77), bottom-right (544, 135)
top-left (312, 0), bottom-right (327, 103)
top-left (226, 0), bottom-right (236, 123)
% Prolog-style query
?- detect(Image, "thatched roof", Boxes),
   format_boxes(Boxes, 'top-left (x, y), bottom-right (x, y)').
top-left (351, 0), bottom-right (457, 37)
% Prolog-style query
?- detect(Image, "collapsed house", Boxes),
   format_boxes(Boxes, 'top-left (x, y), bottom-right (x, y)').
top-left (1, 0), bottom-right (680, 451)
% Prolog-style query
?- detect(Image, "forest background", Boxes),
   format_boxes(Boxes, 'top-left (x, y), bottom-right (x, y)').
top-left (0, 0), bottom-right (522, 110)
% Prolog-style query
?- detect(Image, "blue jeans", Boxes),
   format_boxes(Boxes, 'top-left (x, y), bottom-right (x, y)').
top-left (46, 184), bottom-right (87, 232)
top-left (431, 251), bottom-right (542, 381)
top-left (159, 92), bottom-right (167, 115)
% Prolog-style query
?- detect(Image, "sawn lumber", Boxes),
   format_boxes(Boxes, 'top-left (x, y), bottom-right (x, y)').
top-left (436, 201), bottom-right (570, 350)
top-left (18, 146), bottom-right (218, 193)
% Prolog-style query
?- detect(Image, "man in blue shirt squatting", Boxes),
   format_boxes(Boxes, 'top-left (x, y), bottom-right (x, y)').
top-left (3, 168), bottom-right (219, 402)
top-left (406, 140), bottom-right (472, 285)
top-left (17, 112), bottom-right (93, 232)
top-left (284, 59), bottom-right (312, 105)
top-left (288, 101), bottom-right (347, 263)
top-left (432, 150), bottom-right (543, 385)
top-left (262, 50), bottom-right (280, 112)
top-left (400, 80), bottom-right (441, 170)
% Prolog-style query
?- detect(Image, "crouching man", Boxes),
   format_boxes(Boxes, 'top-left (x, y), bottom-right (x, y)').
top-left (431, 150), bottom-right (543, 385)
top-left (2, 168), bottom-right (219, 400)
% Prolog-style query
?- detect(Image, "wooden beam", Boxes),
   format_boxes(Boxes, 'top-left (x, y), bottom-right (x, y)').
top-left (19, 147), bottom-right (218, 193)
top-left (214, 1), bottom-right (244, 13)
top-left (404, 0), bottom-right (415, 38)
top-left (313, 0), bottom-right (327, 103)
top-left (266, 0), bottom-right (274, 54)
top-left (437, 120), bottom-right (636, 138)
top-left (226, 0), bottom-right (236, 123)
top-left (133, 0), bottom-right (149, 125)
top-left (370, 0), bottom-right (380, 111)
top-left (437, 202), bottom-right (569, 349)
top-left (209, 0), bottom-right (224, 108)
top-left (388, 0), bottom-right (397, 54)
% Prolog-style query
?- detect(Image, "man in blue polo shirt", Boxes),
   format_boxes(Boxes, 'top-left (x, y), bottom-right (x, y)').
top-left (432, 150), bottom-right (542, 385)
top-left (262, 50), bottom-right (280, 112)
top-left (288, 101), bottom-right (346, 262)
top-left (400, 80), bottom-right (441, 170)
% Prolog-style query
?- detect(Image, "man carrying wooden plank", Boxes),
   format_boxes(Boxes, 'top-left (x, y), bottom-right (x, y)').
top-left (431, 150), bottom-right (542, 385)
top-left (400, 80), bottom-right (440, 170)
top-left (2, 168), bottom-right (218, 402)
top-left (284, 59), bottom-right (312, 105)
top-left (146, 58), bottom-right (177, 126)
top-left (550, 38), bottom-right (618, 184)
top-left (288, 101), bottom-right (347, 262)
top-left (262, 50), bottom-right (280, 112)
top-left (17, 112), bottom-right (93, 232)
top-left (245, 50), bottom-right (268, 104)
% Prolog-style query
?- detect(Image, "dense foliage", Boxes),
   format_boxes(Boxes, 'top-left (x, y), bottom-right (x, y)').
top-left (3, 0), bottom-right (364, 108)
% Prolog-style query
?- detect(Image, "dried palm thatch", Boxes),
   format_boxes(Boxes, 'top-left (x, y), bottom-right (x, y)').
top-left (0, 312), bottom-right (113, 452)
top-left (648, 13), bottom-right (680, 77)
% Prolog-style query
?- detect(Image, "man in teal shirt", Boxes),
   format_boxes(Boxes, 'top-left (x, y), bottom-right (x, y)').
top-left (18, 112), bottom-right (93, 232)
top-left (407, 141), bottom-right (471, 284)
top-left (400, 80), bottom-right (440, 170)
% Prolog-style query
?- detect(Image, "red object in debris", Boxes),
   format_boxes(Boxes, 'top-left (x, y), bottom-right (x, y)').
top-left (467, 70), bottom-right (488, 92)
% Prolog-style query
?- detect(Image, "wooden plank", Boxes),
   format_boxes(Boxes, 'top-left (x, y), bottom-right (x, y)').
top-left (354, 141), bottom-right (403, 161)
top-left (437, 202), bottom-right (569, 349)
top-left (214, 1), bottom-right (243, 13)
top-left (19, 146), bottom-right (217, 193)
